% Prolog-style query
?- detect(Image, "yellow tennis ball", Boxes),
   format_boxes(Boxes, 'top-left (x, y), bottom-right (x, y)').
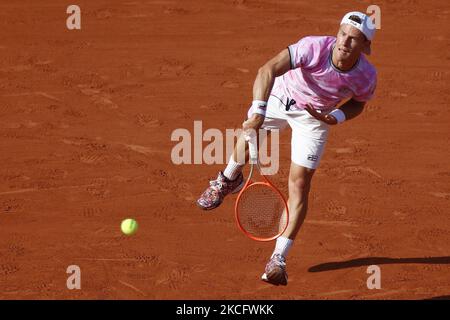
top-left (121, 218), bottom-right (138, 236)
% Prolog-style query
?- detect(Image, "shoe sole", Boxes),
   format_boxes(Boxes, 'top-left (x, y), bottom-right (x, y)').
top-left (196, 179), bottom-right (245, 211)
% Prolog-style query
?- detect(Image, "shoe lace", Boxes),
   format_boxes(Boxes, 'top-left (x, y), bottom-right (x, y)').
top-left (272, 254), bottom-right (286, 268)
top-left (209, 179), bottom-right (223, 191)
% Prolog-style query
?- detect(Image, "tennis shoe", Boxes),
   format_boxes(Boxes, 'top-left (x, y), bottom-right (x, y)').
top-left (261, 254), bottom-right (288, 286)
top-left (196, 171), bottom-right (244, 210)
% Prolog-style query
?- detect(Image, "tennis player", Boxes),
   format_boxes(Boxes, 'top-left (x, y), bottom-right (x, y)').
top-left (197, 11), bottom-right (377, 286)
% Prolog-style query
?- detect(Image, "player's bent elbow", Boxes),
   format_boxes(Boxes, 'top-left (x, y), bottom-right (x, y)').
top-left (257, 65), bottom-right (274, 81)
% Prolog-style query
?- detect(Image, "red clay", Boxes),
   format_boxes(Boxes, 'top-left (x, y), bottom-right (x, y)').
top-left (0, 0), bottom-right (449, 299)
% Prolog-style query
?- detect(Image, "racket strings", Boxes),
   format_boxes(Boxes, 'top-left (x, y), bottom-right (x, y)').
top-left (237, 184), bottom-right (288, 239)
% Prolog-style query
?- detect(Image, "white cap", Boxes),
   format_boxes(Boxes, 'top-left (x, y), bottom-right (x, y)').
top-left (340, 11), bottom-right (376, 41)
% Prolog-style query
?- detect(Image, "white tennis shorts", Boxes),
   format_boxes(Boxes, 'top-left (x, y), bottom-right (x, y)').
top-left (248, 93), bottom-right (330, 170)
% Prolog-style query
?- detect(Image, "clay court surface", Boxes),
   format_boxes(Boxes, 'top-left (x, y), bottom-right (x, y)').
top-left (0, 0), bottom-right (449, 299)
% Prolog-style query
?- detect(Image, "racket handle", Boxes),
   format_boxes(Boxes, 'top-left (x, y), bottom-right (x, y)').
top-left (247, 133), bottom-right (258, 164)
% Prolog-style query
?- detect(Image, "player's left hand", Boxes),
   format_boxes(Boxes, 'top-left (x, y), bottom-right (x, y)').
top-left (304, 103), bottom-right (338, 125)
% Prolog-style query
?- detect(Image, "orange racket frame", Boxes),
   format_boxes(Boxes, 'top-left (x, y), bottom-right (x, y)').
top-left (234, 134), bottom-right (289, 242)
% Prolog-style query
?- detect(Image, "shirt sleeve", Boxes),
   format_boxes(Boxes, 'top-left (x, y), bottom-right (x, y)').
top-left (353, 76), bottom-right (377, 102)
top-left (287, 37), bottom-right (316, 70)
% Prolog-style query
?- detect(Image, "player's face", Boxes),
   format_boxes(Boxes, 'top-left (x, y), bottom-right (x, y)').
top-left (335, 24), bottom-right (368, 59)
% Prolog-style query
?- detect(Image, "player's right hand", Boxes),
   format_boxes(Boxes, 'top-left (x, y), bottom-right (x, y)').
top-left (242, 114), bottom-right (265, 140)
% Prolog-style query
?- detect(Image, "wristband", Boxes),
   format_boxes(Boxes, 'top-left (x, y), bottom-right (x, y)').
top-left (250, 100), bottom-right (267, 117)
top-left (329, 108), bottom-right (346, 124)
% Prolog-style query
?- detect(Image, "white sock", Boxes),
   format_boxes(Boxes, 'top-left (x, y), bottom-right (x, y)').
top-left (223, 156), bottom-right (244, 181)
top-left (271, 236), bottom-right (293, 259)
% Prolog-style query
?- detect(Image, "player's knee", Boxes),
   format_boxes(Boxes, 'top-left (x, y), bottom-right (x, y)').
top-left (288, 175), bottom-right (311, 197)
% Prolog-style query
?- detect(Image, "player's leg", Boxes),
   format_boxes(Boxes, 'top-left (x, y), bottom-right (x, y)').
top-left (195, 133), bottom-right (249, 210)
top-left (262, 112), bottom-right (329, 285)
top-left (223, 131), bottom-right (249, 180)
top-left (283, 163), bottom-right (316, 239)
top-left (262, 163), bottom-right (315, 285)
top-left (195, 132), bottom-right (249, 210)
top-left (223, 125), bottom-right (272, 180)
top-left (197, 95), bottom-right (287, 210)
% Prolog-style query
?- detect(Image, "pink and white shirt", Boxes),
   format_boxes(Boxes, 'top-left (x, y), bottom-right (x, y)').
top-left (271, 36), bottom-right (377, 111)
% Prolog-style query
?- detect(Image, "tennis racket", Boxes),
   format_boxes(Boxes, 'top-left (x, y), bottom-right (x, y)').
top-left (234, 132), bottom-right (289, 242)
